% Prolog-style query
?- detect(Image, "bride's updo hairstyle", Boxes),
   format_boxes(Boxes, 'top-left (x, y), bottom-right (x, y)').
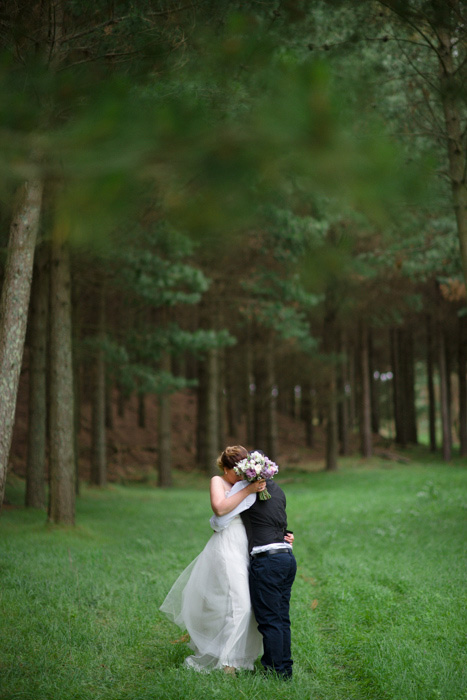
top-left (217, 445), bottom-right (248, 472)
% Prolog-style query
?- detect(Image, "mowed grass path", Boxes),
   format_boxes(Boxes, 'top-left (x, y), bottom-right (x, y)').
top-left (1, 456), bottom-right (466, 700)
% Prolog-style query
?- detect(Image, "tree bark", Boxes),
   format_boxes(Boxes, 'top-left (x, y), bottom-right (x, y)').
top-left (458, 315), bottom-right (467, 457)
top-left (302, 380), bottom-right (315, 449)
top-left (217, 348), bottom-right (226, 451)
top-left (426, 315), bottom-right (437, 452)
top-left (438, 325), bottom-right (452, 462)
top-left (197, 348), bottom-right (219, 474)
top-left (48, 237), bottom-right (76, 525)
top-left (0, 179), bottom-right (43, 510)
top-left (438, 15), bottom-right (467, 289)
top-left (338, 332), bottom-right (350, 455)
top-left (26, 243), bottom-right (49, 508)
top-left (325, 366), bottom-right (338, 471)
top-left (225, 348), bottom-right (239, 438)
top-left (245, 330), bottom-right (254, 446)
top-left (90, 285), bottom-right (107, 486)
top-left (403, 329), bottom-right (418, 444)
top-left (368, 328), bottom-right (380, 435)
top-left (158, 353), bottom-right (172, 488)
top-left (323, 290), bottom-right (338, 471)
top-left (359, 322), bottom-right (372, 458)
top-left (253, 330), bottom-right (277, 460)
top-left (391, 328), bottom-right (406, 447)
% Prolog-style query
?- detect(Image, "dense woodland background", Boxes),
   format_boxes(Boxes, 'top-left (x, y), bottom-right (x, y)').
top-left (0, 0), bottom-right (466, 525)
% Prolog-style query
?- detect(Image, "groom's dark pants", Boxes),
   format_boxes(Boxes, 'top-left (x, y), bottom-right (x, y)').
top-left (249, 549), bottom-right (297, 678)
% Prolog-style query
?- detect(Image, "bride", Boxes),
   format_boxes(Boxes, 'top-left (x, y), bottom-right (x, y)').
top-left (159, 445), bottom-right (266, 673)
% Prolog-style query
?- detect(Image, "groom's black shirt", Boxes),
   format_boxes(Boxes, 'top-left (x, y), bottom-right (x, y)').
top-left (240, 481), bottom-right (288, 553)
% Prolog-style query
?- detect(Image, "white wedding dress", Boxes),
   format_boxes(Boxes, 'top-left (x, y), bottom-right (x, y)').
top-left (160, 486), bottom-right (262, 671)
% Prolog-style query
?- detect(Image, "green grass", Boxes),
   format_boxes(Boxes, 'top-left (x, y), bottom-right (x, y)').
top-left (1, 455), bottom-right (466, 700)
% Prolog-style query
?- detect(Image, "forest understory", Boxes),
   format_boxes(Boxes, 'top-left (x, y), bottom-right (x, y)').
top-left (9, 369), bottom-right (395, 487)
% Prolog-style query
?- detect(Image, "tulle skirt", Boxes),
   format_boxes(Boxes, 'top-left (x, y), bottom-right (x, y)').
top-left (160, 516), bottom-right (262, 671)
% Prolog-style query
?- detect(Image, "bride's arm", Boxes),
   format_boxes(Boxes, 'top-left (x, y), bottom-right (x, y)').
top-left (210, 476), bottom-right (260, 517)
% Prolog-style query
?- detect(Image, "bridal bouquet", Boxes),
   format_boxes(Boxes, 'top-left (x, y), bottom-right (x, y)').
top-left (234, 451), bottom-right (279, 500)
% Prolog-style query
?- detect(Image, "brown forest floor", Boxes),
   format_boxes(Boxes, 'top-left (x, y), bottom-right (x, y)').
top-left (10, 367), bottom-right (387, 484)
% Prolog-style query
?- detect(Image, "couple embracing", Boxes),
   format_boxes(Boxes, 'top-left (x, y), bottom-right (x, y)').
top-left (160, 445), bottom-right (297, 680)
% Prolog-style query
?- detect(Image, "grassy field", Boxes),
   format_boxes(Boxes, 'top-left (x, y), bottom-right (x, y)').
top-left (1, 453), bottom-right (466, 700)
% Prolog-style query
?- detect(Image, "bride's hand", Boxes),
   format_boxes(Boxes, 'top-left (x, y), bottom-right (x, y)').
top-left (248, 480), bottom-right (266, 494)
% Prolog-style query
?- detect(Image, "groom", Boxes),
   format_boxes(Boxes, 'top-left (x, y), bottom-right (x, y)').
top-left (240, 478), bottom-right (296, 679)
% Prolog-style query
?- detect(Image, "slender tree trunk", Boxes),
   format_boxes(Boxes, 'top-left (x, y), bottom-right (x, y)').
top-left (90, 286), bottom-right (107, 486)
top-left (158, 354), bottom-right (172, 487)
top-left (348, 344), bottom-right (356, 431)
top-left (0, 179), bottom-right (43, 510)
top-left (225, 349), bottom-right (238, 438)
top-left (359, 322), bottom-right (372, 458)
top-left (105, 378), bottom-right (113, 429)
top-left (302, 380), bottom-right (314, 449)
top-left (391, 328), bottom-right (406, 447)
top-left (253, 329), bottom-right (277, 459)
top-left (217, 348), bottom-right (226, 451)
top-left (323, 290), bottom-right (338, 471)
top-left (265, 337), bottom-right (277, 461)
top-left (48, 238), bottom-right (75, 525)
top-left (196, 358), bottom-right (207, 466)
top-left (325, 367), bottom-right (338, 471)
top-left (438, 17), bottom-right (467, 289)
top-left (138, 393), bottom-right (146, 428)
top-left (438, 325), bottom-right (452, 462)
top-left (404, 329), bottom-right (418, 444)
top-left (368, 328), bottom-right (380, 435)
top-left (197, 348), bottom-right (219, 474)
top-left (26, 243), bottom-right (49, 508)
top-left (245, 331), bottom-right (254, 446)
top-left (426, 315), bottom-right (437, 452)
top-left (205, 348), bottom-right (219, 475)
top-left (72, 284), bottom-right (81, 496)
top-left (338, 332), bottom-right (350, 455)
top-left (458, 315), bottom-right (467, 456)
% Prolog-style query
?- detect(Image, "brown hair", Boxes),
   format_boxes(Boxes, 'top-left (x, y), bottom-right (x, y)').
top-left (217, 445), bottom-right (248, 471)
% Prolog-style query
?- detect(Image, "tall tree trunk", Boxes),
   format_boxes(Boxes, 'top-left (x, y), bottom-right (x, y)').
top-left (197, 348), bottom-right (219, 474)
top-left (438, 325), bottom-right (452, 462)
top-left (26, 242), bottom-right (49, 508)
top-left (0, 179), bottom-right (43, 510)
top-left (323, 290), bottom-right (338, 471)
top-left (368, 328), bottom-right (380, 435)
top-left (253, 330), bottom-right (277, 460)
top-left (458, 315), bottom-right (467, 457)
top-left (391, 328), bottom-right (406, 447)
top-left (302, 380), bottom-right (315, 449)
top-left (438, 16), bottom-right (467, 289)
top-left (225, 348), bottom-right (238, 438)
top-left (338, 332), bottom-right (350, 455)
top-left (205, 348), bottom-right (219, 474)
top-left (325, 367), bottom-right (338, 471)
top-left (348, 344), bottom-right (356, 431)
top-left (138, 393), bottom-right (146, 428)
top-left (48, 238), bottom-right (75, 525)
top-left (426, 315), bottom-right (437, 452)
top-left (265, 338), bottom-right (277, 461)
top-left (403, 329), bottom-right (418, 444)
top-left (359, 322), bottom-right (372, 458)
top-left (158, 354), bottom-right (172, 488)
top-left (90, 286), bottom-right (107, 486)
top-left (217, 348), bottom-right (226, 451)
top-left (196, 358), bottom-right (207, 467)
top-left (245, 330), bottom-right (254, 446)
